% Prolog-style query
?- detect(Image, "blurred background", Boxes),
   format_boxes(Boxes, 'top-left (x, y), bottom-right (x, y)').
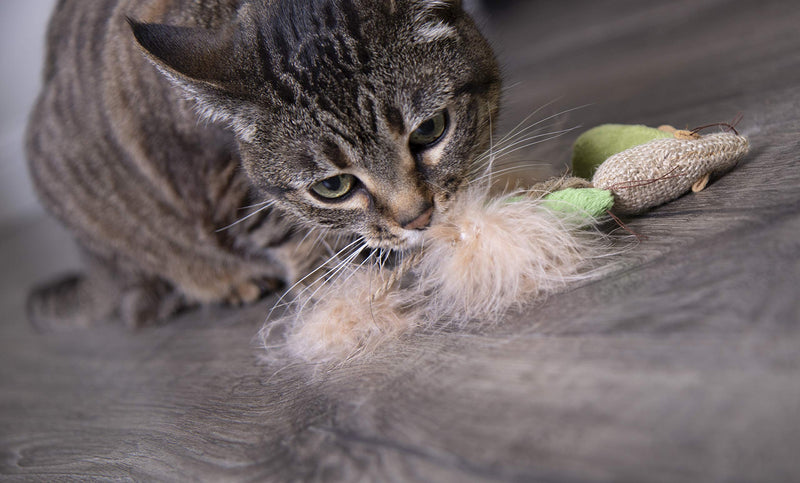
top-left (0, 1), bottom-right (56, 226)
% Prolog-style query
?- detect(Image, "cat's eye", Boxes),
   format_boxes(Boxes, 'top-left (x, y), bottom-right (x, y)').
top-left (409, 110), bottom-right (449, 150)
top-left (310, 174), bottom-right (356, 200)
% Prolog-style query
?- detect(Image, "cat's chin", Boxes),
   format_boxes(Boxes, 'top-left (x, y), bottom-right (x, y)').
top-left (397, 230), bottom-right (426, 250)
top-left (365, 229), bottom-right (426, 252)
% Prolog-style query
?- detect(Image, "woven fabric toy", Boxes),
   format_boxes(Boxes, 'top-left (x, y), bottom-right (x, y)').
top-left (574, 123), bottom-right (749, 214)
top-left (266, 123), bottom-right (749, 362)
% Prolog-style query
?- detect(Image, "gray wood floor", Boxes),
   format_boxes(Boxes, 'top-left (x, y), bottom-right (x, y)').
top-left (2, 0), bottom-right (799, 481)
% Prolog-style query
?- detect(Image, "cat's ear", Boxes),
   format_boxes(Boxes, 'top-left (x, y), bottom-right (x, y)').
top-left (128, 19), bottom-right (237, 88)
top-left (410, 0), bottom-right (463, 9)
top-left (404, 0), bottom-right (464, 43)
top-left (128, 19), bottom-right (260, 141)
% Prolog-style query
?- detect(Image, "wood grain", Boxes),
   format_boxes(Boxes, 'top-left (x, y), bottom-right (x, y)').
top-left (2, 0), bottom-right (799, 481)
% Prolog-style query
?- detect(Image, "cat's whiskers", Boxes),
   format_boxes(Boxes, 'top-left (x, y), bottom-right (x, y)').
top-left (238, 199), bottom-right (274, 210)
top-left (381, 248), bottom-right (394, 272)
top-left (484, 102), bottom-right (497, 186)
top-left (492, 98), bottom-right (565, 148)
top-left (215, 200), bottom-right (276, 232)
top-left (471, 120), bottom-right (578, 168)
top-left (505, 103), bottom-right (590, 145)
top-left (367, 247), bottom-right (394, 284)
top-left (338, 247), bottom-right (380, 287)
top-left (469, 157), bottom-right (551, 180)
top-left (470, 103), bottom-right (591, 174)
top-left (293, 241), bottom-right (369, 316)
top-left (300, 236), bottom-right (372, 293)
top-left (271, 249), bottom-right (363, 320)
top-left (268, 236), bottom-right (365, 319)
top-left (292, 227), bottom-right (319, 253)
top-left (467, 128), bottom-right (579, 187)
top-left (292, 226), bottom-right (334, 256)
top-left (469, 165), bottom-right (541, 184)
top-left (472, 128), bottom-right (578, 172)
top-left (471, 123), bottom-right (561, 166)
top-left (491, 126), bottom-right (579, 161)
top-left (296, 237), bottom-right (365, 291)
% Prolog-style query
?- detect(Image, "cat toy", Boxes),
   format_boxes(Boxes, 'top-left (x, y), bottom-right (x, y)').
top-left (268, 123), bottom-right (749, 362)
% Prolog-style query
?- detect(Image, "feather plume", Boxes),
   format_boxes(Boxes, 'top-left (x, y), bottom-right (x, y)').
top-left (265, 182), bottom-right (611, 363)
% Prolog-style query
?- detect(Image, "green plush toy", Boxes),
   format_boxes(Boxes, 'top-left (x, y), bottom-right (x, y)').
top-left (544, 123), bottom-right (749, 216)
top-left (542, 188), bottom-right (614, 219)
top-left (571, 124), bottom-right (673, 179)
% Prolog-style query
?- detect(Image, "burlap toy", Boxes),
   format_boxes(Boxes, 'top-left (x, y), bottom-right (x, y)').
top-left (573, 124), bottom-right (750, 214)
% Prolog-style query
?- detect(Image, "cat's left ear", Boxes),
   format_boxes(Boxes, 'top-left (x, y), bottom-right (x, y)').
top-left (129, 19), bottom-right (259, 140)
top-left (128, 19), bottom-right (239, 88)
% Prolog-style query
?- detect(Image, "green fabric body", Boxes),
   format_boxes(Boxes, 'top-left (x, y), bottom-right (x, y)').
top-left (571, 124), bottom-right (672, 179)
top-left (542, 188), bottom-right (614, 219)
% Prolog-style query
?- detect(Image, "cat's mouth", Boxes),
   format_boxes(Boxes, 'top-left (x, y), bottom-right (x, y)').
top-left (365, 228), bottom-right (426, 252)
top-left (363, 193), bottom-right (457, 251)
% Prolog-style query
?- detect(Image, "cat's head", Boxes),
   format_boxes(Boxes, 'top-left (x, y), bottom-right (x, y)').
top-left (131, 0), bottom-right (500, 250)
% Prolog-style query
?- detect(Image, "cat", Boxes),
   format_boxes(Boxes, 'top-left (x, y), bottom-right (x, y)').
top-left (26, 0), bottom-right (501, 329)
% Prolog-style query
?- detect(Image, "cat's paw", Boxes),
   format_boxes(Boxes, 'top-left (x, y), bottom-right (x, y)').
top-left (119, 282), bottom-right (187, 329)
top-left (27, 273), bottom-right (115, 331)
top-left (225, 277), bottom-right (282, 306)
top-left (226, 281), bottom-right (261, 306)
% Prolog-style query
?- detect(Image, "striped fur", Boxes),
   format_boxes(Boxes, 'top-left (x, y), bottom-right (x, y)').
top-left (26, 0), bottom-right (500, 328)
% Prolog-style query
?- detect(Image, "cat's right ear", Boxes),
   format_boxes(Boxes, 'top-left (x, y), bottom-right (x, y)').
top-left (128, 18), bottom-right (235, 88)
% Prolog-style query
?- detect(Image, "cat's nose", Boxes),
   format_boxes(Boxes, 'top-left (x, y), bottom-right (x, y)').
top-left (400, 204), bottom-right (434, 231)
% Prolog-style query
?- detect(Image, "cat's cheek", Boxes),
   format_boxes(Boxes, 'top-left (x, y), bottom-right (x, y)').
top-left (419, 141), bottom-right (449, 168)
top-left (350, 190), bottom-right (372, 211)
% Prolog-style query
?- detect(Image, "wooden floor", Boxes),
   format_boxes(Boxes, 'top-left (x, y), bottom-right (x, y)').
top-left (2, 0), bottom-right (800, 481)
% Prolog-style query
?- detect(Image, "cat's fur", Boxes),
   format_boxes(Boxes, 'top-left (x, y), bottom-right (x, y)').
top-left (26, 0), bottom-right (500, 329)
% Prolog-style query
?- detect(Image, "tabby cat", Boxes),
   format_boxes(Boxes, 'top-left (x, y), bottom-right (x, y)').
top-left (26, 0), bottom-right (501, 328)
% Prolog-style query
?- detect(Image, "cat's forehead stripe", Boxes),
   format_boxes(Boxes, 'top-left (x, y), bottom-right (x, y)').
top-left (383, 104), bottom-right (406, 134)
top-left (322, 140), bottom-right (351, 169)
